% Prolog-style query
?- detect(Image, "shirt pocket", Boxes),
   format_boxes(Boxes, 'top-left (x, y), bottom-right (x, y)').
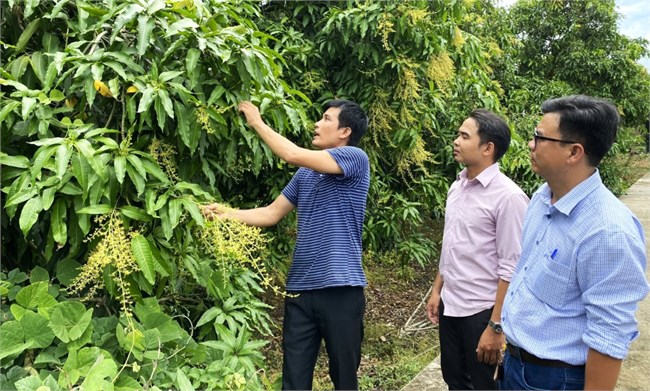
top-left (529, 252), bottom-right (572, 309)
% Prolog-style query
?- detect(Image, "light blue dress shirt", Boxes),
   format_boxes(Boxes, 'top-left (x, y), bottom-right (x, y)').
top-left (502, 170), bottom-right (649, 365)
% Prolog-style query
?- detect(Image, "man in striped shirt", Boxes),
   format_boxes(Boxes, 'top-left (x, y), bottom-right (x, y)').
top-left (500, 95), bottom-right (649, 390)
top-left (203, 99), bottom-right (370, 390)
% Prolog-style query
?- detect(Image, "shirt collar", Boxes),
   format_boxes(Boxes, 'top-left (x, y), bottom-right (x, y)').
top-left (540, 169), bottom-right (602, 216)
top-left (458, 163), bottom-right (500, 188)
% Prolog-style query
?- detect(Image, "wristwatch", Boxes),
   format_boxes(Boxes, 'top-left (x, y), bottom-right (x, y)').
top-left (488, 319), bottom-right (503, 334)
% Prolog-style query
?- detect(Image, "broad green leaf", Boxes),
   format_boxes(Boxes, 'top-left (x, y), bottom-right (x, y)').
top-left (80, 354), bottom-right (118, 391)
top-left (48, 302), bottom-right (93, 343)
top-left (181, 199), bottom-right (204, 227)
top-left (21, 96), bottom-right (38, 120)
top-left (114, 155), bottom-right (127, 184)
top-left (140, 158), bottom-right (169, 183)
top-left (125, 164), bottom-right (145, 195)
top-left (77, 204), bottom-right (112, 214)
top-left (175, 102), bottom-right (198, 150)
top-left (125, 154), bottom-right (147, 178)
top-left (154, 93), bottom-right (166, 129)
top-left (55, 143), bottom-right (72, 179)
top-left (131, 235), bottom-right (155, 284)
top-left (5, 188), bottom-right (37, 208)
top-left (0, 321), bottom-right (32, 360)
top-left (71, 154), bottom-right (91, 194)
top-left (51, 198), bottom-right (68, 245)
top-left (159, 71), bottom-right (183, 83)
top-left (20, 311), bottom-right (55, 349)
top-left (0, 101), bottom-right (20, 123)
top-left (157, 88), bottom-right (174, 118)
top-left (175, 368), bottom-right (195, 391)
top-left (137, 86), bottom-right (155, 113)
top-left (56, 258), bottom-right (81, 286)
top-left (167, 18), bottom-right (199, 37)
top-left (120, 205), bottom-right (151, 221)
top-left (196, 307), bottom-right (222, 327)
top-left (41, 186), bottom-right (57, 210)
top-left (0, 152), bottom-right (29, 168)
top-left (136, 14), bottom-right (154, 56)
top-left (15, 18), bottom-right (41, 53)
top-left (19, 197), bottom-right (43, 236)
top-left (168, 198), bottom-right (182, 229)
top-left (111, 3), bottom-right (144, 42)
top-left (15, 281), bottom-right (57, 310)
top-left (159, 207), bottom-right (173, 240)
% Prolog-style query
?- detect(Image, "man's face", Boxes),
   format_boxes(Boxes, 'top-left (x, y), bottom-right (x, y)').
top-left (313, 107), bottom-right (347, 149)
top-left (453, 117), bottom-right (485, 167)
top-left (529, 112), bottom-right (571, 178)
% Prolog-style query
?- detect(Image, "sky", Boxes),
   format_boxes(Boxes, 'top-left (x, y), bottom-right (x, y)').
top-left (496, 0), bottom-right (650, 71)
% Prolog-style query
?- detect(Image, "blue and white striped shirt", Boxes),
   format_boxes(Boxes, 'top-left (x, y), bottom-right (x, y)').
top-left (282, 146), bottom-right (369, 291)
top-left (502, 170), bottom-right (649, 365)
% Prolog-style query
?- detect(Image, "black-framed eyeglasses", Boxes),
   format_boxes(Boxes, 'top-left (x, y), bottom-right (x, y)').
top-left (532, 129), bottom-right (580, 149)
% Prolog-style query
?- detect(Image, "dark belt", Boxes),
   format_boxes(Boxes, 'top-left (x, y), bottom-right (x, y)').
top-left (506, 343), bottom-right (585, 369)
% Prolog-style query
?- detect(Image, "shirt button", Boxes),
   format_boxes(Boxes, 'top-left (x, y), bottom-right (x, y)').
top-left (536, 240), bottom-right (539, 244)
top-left (524, 266), bottom-right (528, 270)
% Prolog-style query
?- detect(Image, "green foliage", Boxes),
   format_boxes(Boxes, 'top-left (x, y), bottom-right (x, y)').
top-left (2, 0), bottom-right (649, 388)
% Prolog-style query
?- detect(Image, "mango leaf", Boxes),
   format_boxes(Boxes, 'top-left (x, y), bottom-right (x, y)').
top-left (168, 198), bottom-right (182, 230)
top-left (137, 86), bottom-right (155, 113)
top-left (114, 155), bottom-right (127, 184)
top-left (54, 143), bottom-right (72, 179)
top-left (77, 204), bottom-right (113, 214)
top-left (140, 158), bottom-right (169, 183)
top-left (125, 164), bottom-right (145, 195)
top-left (131, 235), bottom-right (155, 284)
top-left (41, 186), bottom-right (57, 211)
top-left (15, 18), bottom-right (41, 53)
top-left (0, 101), bottom-right (20, 123)
top-left (71, 154), bottom-right (91, 194)
top-left (137, 14), bottom-right (154, 56)
top-left (120, 205), bottom-right (151, 221)
top-left (181, 199), bottom-right (204, 227)
top-left (49, 301), bottom-right (93, 343)
top-left (19, 196), bottom-right (43, 236)
top-left (51, 198), bottom-right (68, 245)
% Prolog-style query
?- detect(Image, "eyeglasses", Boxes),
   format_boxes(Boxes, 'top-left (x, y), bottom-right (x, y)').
top-left (532, 129), bottom-right (580, 149)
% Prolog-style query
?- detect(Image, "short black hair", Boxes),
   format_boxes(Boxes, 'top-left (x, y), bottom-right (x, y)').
top-left (468, 109), bottom-right (511, 162)
top-left (541, 95), bottom-right (619, 167)
top-left (324, 99), bottom-right (369, 147)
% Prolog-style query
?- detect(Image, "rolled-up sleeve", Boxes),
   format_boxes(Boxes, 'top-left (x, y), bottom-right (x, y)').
top-left (496, 192), bottom-right (529, 281)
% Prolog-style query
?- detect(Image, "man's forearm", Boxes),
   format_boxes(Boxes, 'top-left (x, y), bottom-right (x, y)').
top-left (491, 279), bottom-right (509, 322)
top-left (249, 120), bottom-right (300, 163)
top-left (584, 348), bottom-right (621, 390)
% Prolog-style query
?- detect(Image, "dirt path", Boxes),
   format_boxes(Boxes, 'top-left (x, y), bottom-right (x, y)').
top-left (616, 172), bottom-right (650, 390)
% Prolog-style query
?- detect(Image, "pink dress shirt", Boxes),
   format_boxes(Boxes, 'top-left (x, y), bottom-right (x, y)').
top-left (439, 163), bottom-right (529, 317)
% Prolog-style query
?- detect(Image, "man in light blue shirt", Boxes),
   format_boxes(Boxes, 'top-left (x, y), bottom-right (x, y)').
top-left (501, 95), bottom-right (649, 390)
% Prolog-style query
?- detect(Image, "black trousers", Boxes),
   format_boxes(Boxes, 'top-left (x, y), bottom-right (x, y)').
top-left (282, 286), bottom-right (365, 391)
top-left (439, 300), bottom-right (498, 390)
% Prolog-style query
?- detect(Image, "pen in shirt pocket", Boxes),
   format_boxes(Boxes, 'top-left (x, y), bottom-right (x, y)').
top-left (550, 249), bottom-right (558, 259)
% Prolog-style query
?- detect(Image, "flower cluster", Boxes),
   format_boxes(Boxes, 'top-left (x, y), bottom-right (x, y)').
top-left (198, 215), bottom-right (287, 296)
top-left (427, 52), bottom-right (455, 93)
top-left (149, 138), bottom-right (179, 183)
top-left (69, 213), bottom-right (139, 313)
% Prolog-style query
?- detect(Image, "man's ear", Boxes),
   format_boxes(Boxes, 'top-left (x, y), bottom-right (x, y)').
top-left (340, 126), bottom-right (352, 139)
top-left (483, 142), bottom-right (495, 157)
top-left (568, 143), bottom-right (586, 162)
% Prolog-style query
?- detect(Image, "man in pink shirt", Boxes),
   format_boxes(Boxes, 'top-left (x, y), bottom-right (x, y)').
top-left (426, 109), bottom-right (529, 390)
